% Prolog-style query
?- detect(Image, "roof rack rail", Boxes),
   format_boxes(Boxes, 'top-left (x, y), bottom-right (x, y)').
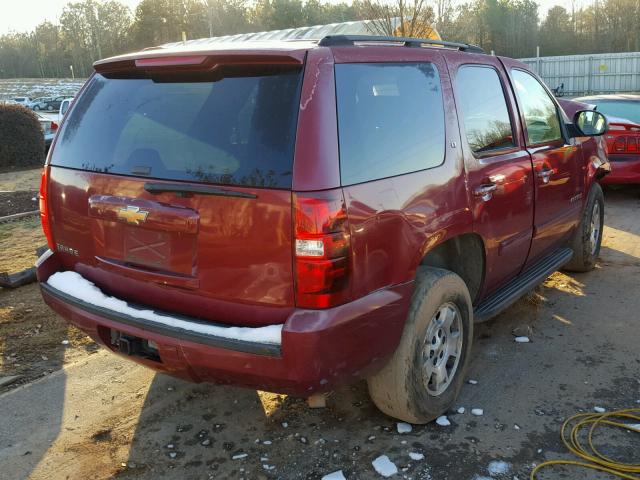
top-left (317, 35), bottom-right (485, 54)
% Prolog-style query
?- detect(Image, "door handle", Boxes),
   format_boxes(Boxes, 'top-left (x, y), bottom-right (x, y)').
top-left (537, 167), bottom-right (555, 184)
top-left (474, 183), bottom-right (498, 202)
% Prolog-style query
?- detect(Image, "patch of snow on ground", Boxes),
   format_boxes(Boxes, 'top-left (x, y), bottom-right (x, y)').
top-left (487, 460), bottom-right (510, 476)
top-left (471, 408), bottom-right (484, 416)
top-left (514, 336), bottom-right (530, 343)
top-left (372, 455), bottom-right (398, 477)
top-left (322, 471), bottom-right (346, 480)
top-left (457, 407), bottom-right (465, 414)
top-left (468, 379), bottom-right (478, 384)
top-left (232, 453), bottom-right (248, 460)
top-left (47, 271), bottom-right (282, 344)
top-left (409, 452), bottom-right (424, 460)
top-left (396, 422), bottom-right (412, 434)
top-left (594, 406), bottom-right (606, 413)
top-left (435, 416), bottom-right (451, 426)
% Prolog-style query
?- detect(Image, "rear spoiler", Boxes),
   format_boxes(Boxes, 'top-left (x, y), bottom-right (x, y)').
top-left (94, 50), bottom-right (306, 75)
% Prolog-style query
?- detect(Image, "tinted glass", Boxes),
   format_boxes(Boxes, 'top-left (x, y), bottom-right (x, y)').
top-left (591, 100), bottom-right (640, 124)
top-left (335, 63), bottom-right (445, 185)
top-left (456, 66), bottom-right (515, 154)
top-left (51, 71), bottom-right (302, 188)
top-left (512, 70), bottom-right (562, 145)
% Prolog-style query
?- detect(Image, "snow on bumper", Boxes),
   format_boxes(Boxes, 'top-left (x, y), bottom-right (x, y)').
top-left (48, 271), bottom-right (282, 345)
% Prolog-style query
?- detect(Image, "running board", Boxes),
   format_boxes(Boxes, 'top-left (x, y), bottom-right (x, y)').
top-left (474, 247), bottom-right (573, 322)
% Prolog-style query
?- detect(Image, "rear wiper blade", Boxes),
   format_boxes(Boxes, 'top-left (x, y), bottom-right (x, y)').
top-left (144, 182), bottom-right (257, 199)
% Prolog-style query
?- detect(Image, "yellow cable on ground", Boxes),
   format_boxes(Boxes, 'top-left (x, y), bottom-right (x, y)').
top-left (530, 408), bottom-right (640, 479)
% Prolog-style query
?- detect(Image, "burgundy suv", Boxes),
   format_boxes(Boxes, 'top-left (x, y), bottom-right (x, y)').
top-left (37, 35), bottom-right (610, 423)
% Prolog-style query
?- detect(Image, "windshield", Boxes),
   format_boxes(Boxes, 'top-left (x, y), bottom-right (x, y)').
top-left (593, 100), bottom-right (640, 124)
top-left (50, 70), bottom-right (302, 189)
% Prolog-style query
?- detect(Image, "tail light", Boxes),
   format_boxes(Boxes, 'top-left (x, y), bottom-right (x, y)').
top-left (610, 135), bottom-right (639, 153)
top-left (293, 189), bottom-right (351, 309)
top-left (39, 168), bottom-right (55, 250)
top-left (613, 137), bottom-right (626, 152)
top-left (50, 121), bottom-right (58, 132)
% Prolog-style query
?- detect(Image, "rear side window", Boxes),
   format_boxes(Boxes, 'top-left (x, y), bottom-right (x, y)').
top-left (511, 69), bottom-right (562, 145)
top-left (335, 63), bottom-right (445, 186)
top-left (51, 70), bottom-right (302, 188)
top-left (456, 66), bottom-right (515, 155)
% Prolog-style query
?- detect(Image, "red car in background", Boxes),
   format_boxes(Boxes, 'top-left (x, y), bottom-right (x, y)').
top-left (574, 94), bottom-right (640, 184)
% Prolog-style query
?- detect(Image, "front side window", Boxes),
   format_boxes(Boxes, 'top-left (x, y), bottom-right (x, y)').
top-left (455, 66), bottom-right (515, 155)
top-left (335, 62), bottom-right (445, 186)
top-left (512, 69), bottom-right (562, 145)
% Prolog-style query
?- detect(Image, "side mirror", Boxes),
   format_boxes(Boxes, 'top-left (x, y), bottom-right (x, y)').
top-left (570, 110), bottom-right (608, 137)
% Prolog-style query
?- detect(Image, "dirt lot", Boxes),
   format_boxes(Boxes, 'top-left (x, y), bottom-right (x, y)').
top-left (0, 167), bottom-right (95, 392)
top-left (0, 186), bottom-right (638, 480)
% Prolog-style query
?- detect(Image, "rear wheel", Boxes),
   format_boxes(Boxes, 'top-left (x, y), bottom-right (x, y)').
top-left (33, 105), bottom-right (40, 111)
top-left (367, 268), bottom-right (473, 423)
top-left (47, 105), bottom-right (53, 111)
top-left (564, 183), bottom-right (604, 272)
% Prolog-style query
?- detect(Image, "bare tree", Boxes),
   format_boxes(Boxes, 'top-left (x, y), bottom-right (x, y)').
top-left (358, 0), bottom-right (438, 38)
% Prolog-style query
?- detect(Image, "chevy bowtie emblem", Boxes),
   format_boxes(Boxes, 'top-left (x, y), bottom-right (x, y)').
top-left (117, 205), bottom-right (149, 225)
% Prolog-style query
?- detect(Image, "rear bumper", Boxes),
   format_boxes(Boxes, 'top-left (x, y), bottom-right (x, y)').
top-left (37, 251), bottom-right (413, 396)
top-left (600, 156), bottom-right (640, 184)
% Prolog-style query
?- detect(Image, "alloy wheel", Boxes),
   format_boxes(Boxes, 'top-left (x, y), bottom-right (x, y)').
top-left (422, 302), bottom-right (464, 396)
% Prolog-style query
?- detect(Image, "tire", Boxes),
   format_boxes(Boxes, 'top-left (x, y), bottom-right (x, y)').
top-left (47, 105), bottom-right (53, 111)
top-left (367, 267), bottom-right (473, 424)
top-left (564, 183), bottom-right (604, 272)
top-left (33, 105), bottom-right (40, 111)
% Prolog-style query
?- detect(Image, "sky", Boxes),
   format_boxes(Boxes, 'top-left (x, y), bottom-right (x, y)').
top-left (0, 0), bottom-right (576, 35)
top-left (0, 0), bottom-right (143, 34)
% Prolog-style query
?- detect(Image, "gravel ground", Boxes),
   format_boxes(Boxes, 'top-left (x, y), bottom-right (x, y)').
top-left (0, 186), bottom-right (638, 480)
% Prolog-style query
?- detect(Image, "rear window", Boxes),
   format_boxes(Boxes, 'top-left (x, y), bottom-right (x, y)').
top-left (51, 70), bottom-right (302, 188)
top-left (335, 63), bottom-right (445, 186)
top-left (592, 100), bottom-right (640, 124)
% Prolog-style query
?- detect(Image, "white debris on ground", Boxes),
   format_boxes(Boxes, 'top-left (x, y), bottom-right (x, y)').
top-left (468, 379), bottom-right (479, 385)
top-left (514, 424), bottom-right (521, 430)
top-left (627, 424), bottom-right (640, 430)
top-left (435, 416), bottom-right (451, 427)
top-left (47, 271), bottom-right (283, 344)
top-left (396, 422), bottom-right (412, 434)
top-left (322, 471), bottom-right (346, 480)
top-left (372, 455), bottom-right (398, 477)
top-left (232, 453), bottom-right (248, 460)
top-left (409, 452), bottom-right (424, 460)
top-left (487, 460), bottom-right (510, 476)
top-left (594, 406), bottom-right (606, 413)
top-left (471, 408), bottom-right (484, 416)
top-left (457, 407), bottom-right (466, 414)
top-left (514, 336), bottom-right (530, 343)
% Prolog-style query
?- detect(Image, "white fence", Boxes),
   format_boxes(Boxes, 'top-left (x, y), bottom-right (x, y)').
top-left (519, 52), bottom-right (640, 95)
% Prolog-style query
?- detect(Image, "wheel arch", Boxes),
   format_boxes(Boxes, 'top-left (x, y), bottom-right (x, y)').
top-left (418, 233), bottom-right (486, 303)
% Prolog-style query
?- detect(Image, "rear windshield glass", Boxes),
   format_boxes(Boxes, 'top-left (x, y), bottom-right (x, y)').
top-left (51, 70), bottom-right (302, 188)
top-left (593, 100), bottom-right (640, 124)
top-left (335, 62), bottom-right (445, 186)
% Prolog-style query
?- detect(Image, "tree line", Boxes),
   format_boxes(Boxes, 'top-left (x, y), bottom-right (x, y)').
top-left (0, 0), bottom-right (639, 79)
